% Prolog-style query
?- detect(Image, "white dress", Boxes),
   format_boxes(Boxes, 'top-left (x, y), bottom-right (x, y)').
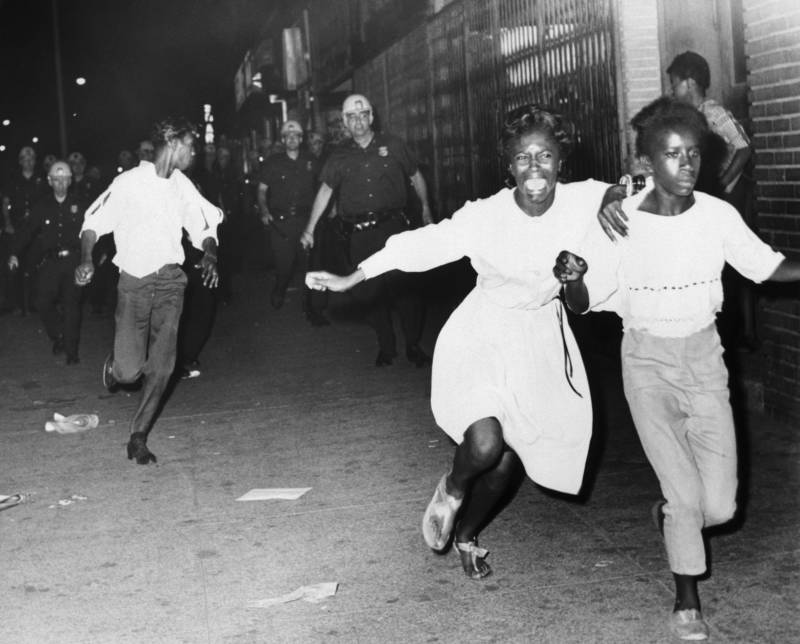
top-left (359, 181), bottom-right (610, 494)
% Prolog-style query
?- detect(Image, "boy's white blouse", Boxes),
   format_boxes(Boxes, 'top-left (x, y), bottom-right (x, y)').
top-left (582, 189), bottom-right (784, 337)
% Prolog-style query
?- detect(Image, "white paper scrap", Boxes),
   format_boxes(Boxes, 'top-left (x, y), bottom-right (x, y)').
top-left (0, 494), bottom-right (23, 511)
top-left (236, 488), bottom-right (312, 502)
top-left (248, 582), bottom-right (338, 608)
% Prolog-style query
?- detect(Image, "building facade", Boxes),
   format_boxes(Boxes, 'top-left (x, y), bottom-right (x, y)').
top-left (236, 0), bottom-right (800, 420)
top-left (744, 0), bottom-right (800, 420)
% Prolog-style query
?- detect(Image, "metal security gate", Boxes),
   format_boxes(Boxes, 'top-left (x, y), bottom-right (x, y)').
top-left (354, 0), bottom-right (620, 217)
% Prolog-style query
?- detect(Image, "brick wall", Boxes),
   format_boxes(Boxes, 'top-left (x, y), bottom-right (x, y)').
top-left (745, 0), bottom-right (800, 420)
top-left (614, 0), bottom-right (662, 166)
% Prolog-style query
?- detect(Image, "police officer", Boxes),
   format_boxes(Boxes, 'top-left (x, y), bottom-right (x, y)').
top-left (136, 139), bottom-right (156, 164)
top-left (302, 130), bottom-right (337, 327)
top-left (8, 161), bottom-right (86, 364)
top-left (2, 146), bottom-right (48, 315)
top-left (215, 145), bottom-right (244, 304)
top-left (194, 143), bottom-right (220, 203)
top-left (2, 147), bottom-right (47, 235)
top-left (117, 149), bottom-right (135, 174)
top-left (42, 154), bottom-right (57, 176)
top-left (258, 120), bottom-right (318, 309)
top-left (67, 151), bottom-right (100, 203)
top-left (301, 93), bottom-right (433, 367)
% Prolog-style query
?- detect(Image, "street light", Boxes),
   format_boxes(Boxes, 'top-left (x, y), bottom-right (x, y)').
top-left (269, 94), bottom-right (288, 123)
top-left (75, 77), bottom-right (86, 86)
top-left (51, 0), bottom-right (68, 156)
top-left (32, 137), bottom-right (39, 143)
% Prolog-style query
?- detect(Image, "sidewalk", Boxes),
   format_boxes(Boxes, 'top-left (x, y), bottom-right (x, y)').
top-left (1, 269), bottom-right (797, 643)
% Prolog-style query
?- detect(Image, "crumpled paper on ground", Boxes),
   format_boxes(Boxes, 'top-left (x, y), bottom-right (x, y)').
top-left (49, 494), bottom-right (88, 509)
top-left (248, 582), bottom-right (338, 608)
top-left (45, 413), bottom-right (99, 434)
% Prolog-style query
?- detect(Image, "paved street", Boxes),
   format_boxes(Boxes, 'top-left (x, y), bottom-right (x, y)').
top-left (1, 267), bottom-right (798, 643)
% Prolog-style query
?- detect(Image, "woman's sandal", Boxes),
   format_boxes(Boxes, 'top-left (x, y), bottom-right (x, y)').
top-left (454, 538), bottom-right (492, 580)
top-left (421, 473), bottom-right (463, 551)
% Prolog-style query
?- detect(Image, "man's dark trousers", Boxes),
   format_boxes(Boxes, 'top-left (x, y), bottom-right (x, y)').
top-left (346, 216), bottom-right (424, 358)
top-left (269, 214), bottom-right (307, 297)
top-left (111, 264), bottom-right (187, 437)
top-left (36, 255), bottom-right (84, 356)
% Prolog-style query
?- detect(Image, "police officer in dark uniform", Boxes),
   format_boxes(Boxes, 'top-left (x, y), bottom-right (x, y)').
top-left (301, 93), bottom-right (434, 367)
top-left (67, 151), bottom-right (100, 203)
top-left (8, 161), bottom-right (86, 364)
top-left (173, 144), bottom-right (225, 380)
top-left (2, 146), bottom-right (48, 315)
top-left (302, 130), bottom-right (338, 327)
top-left (258, 120), bottom-right (318, 309)
top-left (214, 145), bottom-right (244, 304)
top-left (240, 148), bottom-right (268, 271)
top-left (68, 151), bottom-right (114, 317)
top-left (2, 147), bottom-right (48, 233)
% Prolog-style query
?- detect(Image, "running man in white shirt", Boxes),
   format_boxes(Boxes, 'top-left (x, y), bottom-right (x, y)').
top-left (75, 117), bottom-right (222, 464)
top-left (554, 97), bottom-right (800, 641)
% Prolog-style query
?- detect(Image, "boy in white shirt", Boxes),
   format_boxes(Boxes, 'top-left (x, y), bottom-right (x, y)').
top-left (554, 97), bottom-right (800, 641)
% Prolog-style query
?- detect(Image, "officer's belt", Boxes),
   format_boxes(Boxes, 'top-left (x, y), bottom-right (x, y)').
top-left (271, 205), bottom-right (307, 220)
top-left (340, 209), bottom-right (404, 232)
top-left (45, 247), bottom-right (79, 260)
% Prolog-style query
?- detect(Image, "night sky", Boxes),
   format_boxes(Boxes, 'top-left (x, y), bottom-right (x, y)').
top-left (0, 0), bottom-right (284, 175)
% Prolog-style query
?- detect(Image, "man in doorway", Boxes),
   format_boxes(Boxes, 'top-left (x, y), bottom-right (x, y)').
top-left (668, 50), bottom-right (758, 348)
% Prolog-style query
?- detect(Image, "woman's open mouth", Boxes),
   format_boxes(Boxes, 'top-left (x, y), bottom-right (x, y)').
top-left (524, 177), bottom-right (547, 192)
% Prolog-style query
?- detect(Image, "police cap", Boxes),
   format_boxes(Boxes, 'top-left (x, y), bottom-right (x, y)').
top-left (49, 161), bottom-right (72, 178)
top-left (280, 120), bottom-right (303, 136)
top-left (67, 151), bottom-right (86, 165)
top-left (342, 94), bottom-right (372, 116)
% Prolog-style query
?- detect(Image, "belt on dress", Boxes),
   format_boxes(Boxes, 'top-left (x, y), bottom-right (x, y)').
top-left (556, 297), bottom-right (583, 398)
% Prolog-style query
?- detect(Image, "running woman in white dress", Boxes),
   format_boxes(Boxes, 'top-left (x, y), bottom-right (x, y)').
top-left (307, 105), bottom-right (616, 579)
